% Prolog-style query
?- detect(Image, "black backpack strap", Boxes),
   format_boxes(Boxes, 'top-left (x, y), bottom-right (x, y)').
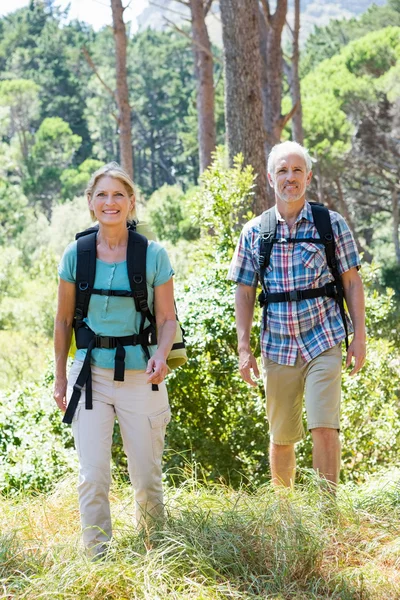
top-left (126, 230), bottom-right (158, 391)
top-left (310, 203), bottom-right (349, 350)
top-left (75, 232), bottom-right (97, 322)
top-left (258, 207), bottom-right (277, 310)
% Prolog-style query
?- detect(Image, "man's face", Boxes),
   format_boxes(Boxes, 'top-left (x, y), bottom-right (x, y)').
top-left (268, 151), bottom-right (312, 204)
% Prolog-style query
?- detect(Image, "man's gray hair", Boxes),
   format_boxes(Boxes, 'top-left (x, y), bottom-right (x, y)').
top-left (267, 141), bottom-right (313, 178)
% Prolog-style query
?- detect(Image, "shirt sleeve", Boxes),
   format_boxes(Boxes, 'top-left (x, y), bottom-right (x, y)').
top-left (332, 213), bottom-right (361, 275)
top-left (153, 245), bottom-right (175, 287)
top-left (58, 242), bottom-right (77, 283)
top-left (227, 224), bottom-right (259, 288)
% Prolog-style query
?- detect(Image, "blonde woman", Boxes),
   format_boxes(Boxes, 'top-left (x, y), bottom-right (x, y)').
top-left (54, 162), bottom-right (176, 557)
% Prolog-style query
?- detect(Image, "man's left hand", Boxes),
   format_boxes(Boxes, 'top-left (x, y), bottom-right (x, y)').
top-left (346, 337), bottom-right (366, 376)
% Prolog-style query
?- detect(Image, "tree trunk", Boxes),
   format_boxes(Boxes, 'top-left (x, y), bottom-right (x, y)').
top-left (392, 188), bottom-right (400, 263)
top-left (220, 0), bottom-right (269, 213)
top-left (290, 0), bottom-right (303, 144)
top-left (259, 0), bottom-right (288, 152)
top-left (111, 0), bottom-right (133, 179)
top-left (189, 0), bottom-right (216, 173)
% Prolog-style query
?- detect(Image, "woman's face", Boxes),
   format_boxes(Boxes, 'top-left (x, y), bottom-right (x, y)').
top-left (88, 176), bottom-right (135, 226)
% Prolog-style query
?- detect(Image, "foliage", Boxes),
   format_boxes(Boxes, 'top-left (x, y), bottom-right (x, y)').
top-left (27, 116), bottom-right (82, 213)
top-left (146, 184), bottom-right (200, 245)
top-left (60, 157), bottom-right (103, 201)
top-left (0, 376), bottom-right (77, 496)
top-left (301, 1), bottom-right (400, 76)
top-left (129, 29), bottom-right (197, 194)
top-left (0, 179), bottom-right (31, 244)
top-left (199, 147), bottom-right (255, 259)
top-left (1, 470), bottom-right (400, 598)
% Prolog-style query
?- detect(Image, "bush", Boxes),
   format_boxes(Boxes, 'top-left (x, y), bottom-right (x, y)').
top-left (0, 373), bottom-right (77, 495)
top-left (146, 184), bottom-right (200, 245)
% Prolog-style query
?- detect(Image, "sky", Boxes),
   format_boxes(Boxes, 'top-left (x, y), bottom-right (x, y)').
top-left (0, 0), bottom-right (149, 32)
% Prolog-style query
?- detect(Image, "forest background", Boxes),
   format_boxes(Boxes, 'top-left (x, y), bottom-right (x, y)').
top-left (0, 1), bottom-right (400, 597)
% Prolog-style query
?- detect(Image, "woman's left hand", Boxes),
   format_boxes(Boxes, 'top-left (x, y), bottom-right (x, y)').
top-left (146, 356), bottom-right (169, 385)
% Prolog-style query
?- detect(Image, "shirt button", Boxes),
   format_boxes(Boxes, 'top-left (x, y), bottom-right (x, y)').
top-left (164, 417), bottom-right (169, 424)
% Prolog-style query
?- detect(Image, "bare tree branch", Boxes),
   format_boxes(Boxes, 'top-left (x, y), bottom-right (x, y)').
top-left (279, 101), bottom-right (298, 130)
top-left (259, 0), bottom-right (270, 23)
top-left (82, 46), bottom-right (117, 102)
top-left (285, 18), bottom-right (294, 37)
top-left (149, 0), bottom-right (190, 19)
top-left (204, 0), bottom-right (214, 17)
top-left (163, 15), bottom-right (222, 63)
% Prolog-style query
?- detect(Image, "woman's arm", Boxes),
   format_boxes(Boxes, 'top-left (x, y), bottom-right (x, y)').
top-left (146, 277), bottom-right (176, 385)
top-left (54, 278), bottom-right (76, 412)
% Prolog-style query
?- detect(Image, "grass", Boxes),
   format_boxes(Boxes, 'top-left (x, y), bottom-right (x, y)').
top-left (0, 469), bottom-right (399, 599)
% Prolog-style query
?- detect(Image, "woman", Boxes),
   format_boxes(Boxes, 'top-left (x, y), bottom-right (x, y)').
top-left (53, 162), bottom-right (176, 557)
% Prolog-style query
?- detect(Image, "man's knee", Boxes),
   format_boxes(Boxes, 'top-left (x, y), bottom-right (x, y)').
top-left (310, 427), bottom-right (339, 443)
top-left (270, 442), bottom-right (295, 454)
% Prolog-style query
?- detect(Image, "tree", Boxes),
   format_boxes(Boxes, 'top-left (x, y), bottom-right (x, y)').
top-left (259, 0), bottom-right (295, 150)
top-left (111, 0), bottom-right (133, 178)
top-left (302, 27), bottom-right (400, 262)
top-left (0, 4), bottom-right (94, 162)
top-left (28, 116), bottom-right (82, 215)
top-left (288, 0), bottom-right (303, 144)
top-left (301, 2), bottom-right (400, 76)
top-left (220, 0), bottom-right (269, 213)
top-left (188, 0), bottom-right (216, 173)
top-left (0, 78), bottom-right (40, 178)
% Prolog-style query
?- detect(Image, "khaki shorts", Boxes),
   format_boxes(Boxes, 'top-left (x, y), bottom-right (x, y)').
top-left (262, 344), bottom-right (342, 445)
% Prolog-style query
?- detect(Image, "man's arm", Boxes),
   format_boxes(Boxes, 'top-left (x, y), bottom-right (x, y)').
top-left (235, 283), bottom-right (260, 387)
top-left (341, 267), bottom-right (366, 376)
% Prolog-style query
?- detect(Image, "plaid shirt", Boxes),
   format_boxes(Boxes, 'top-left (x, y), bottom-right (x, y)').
top-left (228, 202), bottom-right (361, 365)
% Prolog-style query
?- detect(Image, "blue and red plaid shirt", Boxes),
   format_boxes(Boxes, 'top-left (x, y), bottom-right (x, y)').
top-left (228, 201), bottom-right (361, 365)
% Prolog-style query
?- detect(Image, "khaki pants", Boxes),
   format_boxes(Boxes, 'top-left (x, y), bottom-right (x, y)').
top-left (67, 360), bottom-right (171, 553)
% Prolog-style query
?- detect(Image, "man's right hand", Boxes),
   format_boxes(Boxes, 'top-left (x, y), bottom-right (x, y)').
top-left (238, 349), bottom-right (260, 387)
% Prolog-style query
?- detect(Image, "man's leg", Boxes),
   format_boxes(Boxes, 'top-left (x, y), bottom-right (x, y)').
top-left (263, 355), bottom-right (306, 488)
top-left (304, 344), bottom-right (342, 489)
top-left (270, 443), bottom-right (296, 488)
top-left (311, 427), bottom-right (341, 485)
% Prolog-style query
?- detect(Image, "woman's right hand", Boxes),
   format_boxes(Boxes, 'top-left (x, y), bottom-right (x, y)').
top-left (54, 376), bottom-right (68, 413)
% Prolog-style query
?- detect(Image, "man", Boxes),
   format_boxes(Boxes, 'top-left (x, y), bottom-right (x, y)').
top-left (228, 141), bottom-right (366, 488)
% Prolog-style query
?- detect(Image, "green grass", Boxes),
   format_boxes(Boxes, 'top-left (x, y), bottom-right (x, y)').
top-left (0, 469), bottom-right (399, 599)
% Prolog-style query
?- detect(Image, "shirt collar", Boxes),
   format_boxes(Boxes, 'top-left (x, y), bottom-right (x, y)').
top-left (275, 201), bottom-right (312, 224)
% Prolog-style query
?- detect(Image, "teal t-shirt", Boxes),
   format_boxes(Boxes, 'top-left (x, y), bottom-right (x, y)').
top-left (58, 239), bottom-right (174, 370)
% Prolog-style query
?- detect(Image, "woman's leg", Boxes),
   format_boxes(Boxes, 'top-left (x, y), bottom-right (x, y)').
top-left (114, 371), bottom-right (171, 528)
top-left (67, 362), bottom-right (115, 555)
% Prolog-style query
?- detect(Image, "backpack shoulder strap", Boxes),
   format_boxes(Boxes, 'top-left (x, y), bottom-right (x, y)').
top-left (259, 207), bottom-right (277, 279)
top-left (309, 202), bottom-right (336, 272)
top-left (126, 229), bottom-right (155, 322)
top-left (75, 232), bottom-right (97, 321)
top-left (310, 202), bottom-right (349, 350)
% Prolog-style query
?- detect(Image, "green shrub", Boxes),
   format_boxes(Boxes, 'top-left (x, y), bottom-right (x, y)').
top-left (146, 184), bottom-right (200, 244)
top-left (0, 374), bottom-right (77, 495)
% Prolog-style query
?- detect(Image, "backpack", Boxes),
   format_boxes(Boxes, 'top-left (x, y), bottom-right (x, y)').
top-left (257, 202), bottom-right (349, 348)
top-left (63, 221), bottom-right (186, 425)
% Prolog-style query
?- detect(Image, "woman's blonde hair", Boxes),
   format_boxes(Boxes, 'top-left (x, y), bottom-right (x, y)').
top-left (85, 161), bottom-right (137, 222)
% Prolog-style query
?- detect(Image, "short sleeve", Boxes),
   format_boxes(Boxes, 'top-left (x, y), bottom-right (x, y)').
top-left (58, 242), bottom-right (77, 283)
top-left (227, 223), bottom-right (259, 288)
top-left (332, 213), bottom-right (361, 275)
top-left (153, 245), bottom-right (174, 287)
